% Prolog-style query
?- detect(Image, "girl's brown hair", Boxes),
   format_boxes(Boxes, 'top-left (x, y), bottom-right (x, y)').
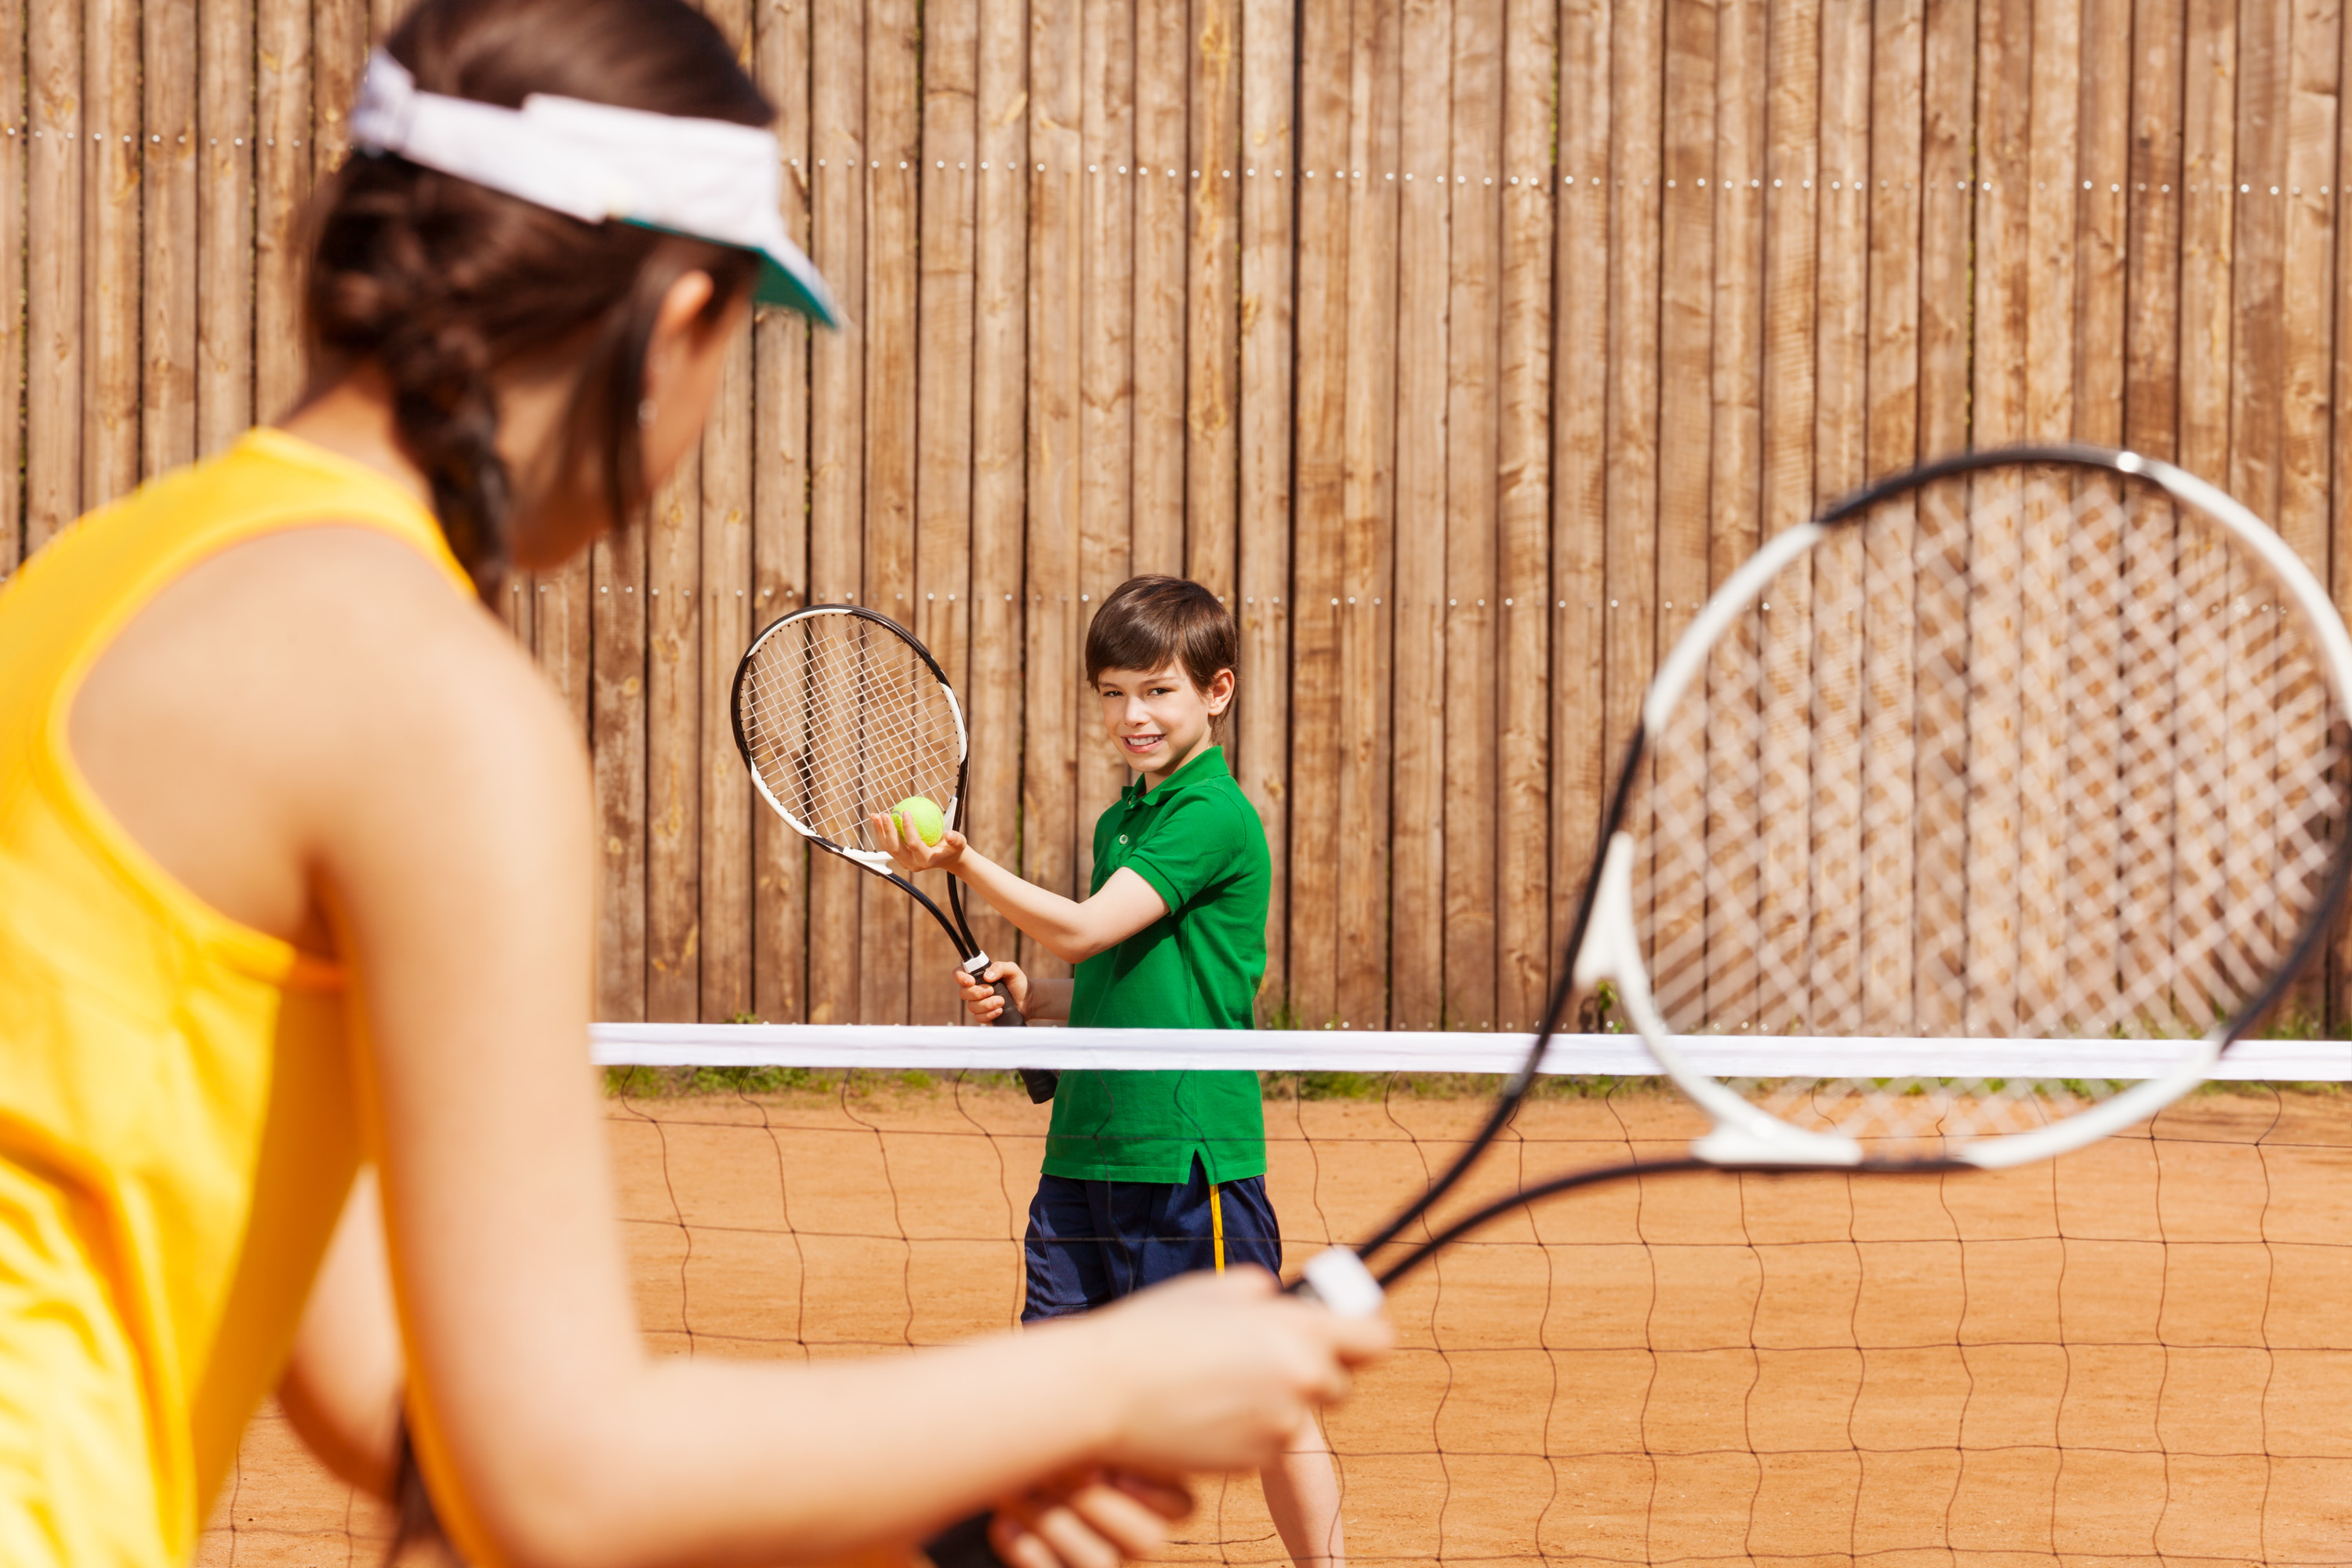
top-left (304, 0), bottom-right (770, 596)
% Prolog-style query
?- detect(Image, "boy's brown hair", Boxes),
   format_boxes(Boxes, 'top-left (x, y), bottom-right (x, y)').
top-left (1084, 576), bottom-right (1239, 717)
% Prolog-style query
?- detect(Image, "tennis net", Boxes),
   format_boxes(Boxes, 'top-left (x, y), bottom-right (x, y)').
top-left (202, 1026), bottom-right (2352, 1567)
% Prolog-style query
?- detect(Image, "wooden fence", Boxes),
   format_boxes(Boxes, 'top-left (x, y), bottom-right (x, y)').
top-left (5, 0), bottom-right (2352, 1030)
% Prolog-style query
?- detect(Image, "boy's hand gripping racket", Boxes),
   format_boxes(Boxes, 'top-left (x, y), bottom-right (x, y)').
top-left (732, 604), bottom-right (1058, 1102)
top-left (1301, 445), bottom-right (2352, 1316)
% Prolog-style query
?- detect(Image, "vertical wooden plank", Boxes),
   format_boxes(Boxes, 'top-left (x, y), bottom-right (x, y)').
top-left (1494, 0), bottom-right (1555, 1032)
top-left (2231, 0), bottom-right (2288, 527)
top-left (2278, 0), bottom-right (2335, 1026)
top-left (535, 563), bottom-right (591, 741)
top-left (1754, 0), bottom-right (1816, 1031)
top-left (808, 0), bottom-right (865, 1022)
top-left (1807, 0), bottom-right (1865, 1025)
top-left (197, 0), bottom-right (253, 459)
top-left (1816, 0), bottom-right (1867, 492)
top-left (1287, 0), bottom-right (1350, 1029)
top-left (1958, 0), bottom-right (2031, 1035)
top-left (1552, 0), bottom-right (1610, 985)
top-left (0, 0), bottom-right (25, 579)
top-left (1134, 0), bottom-right (1189, 575)
top-left (1650, 0), bottom-right (1715, 1025)
top-left (1700, 0), bottom-right (1765, 1028)
top-left (967, 0), bottom-right (1029, 976)
top-left (751, 0), bottom-right (811, 1025)
top-left (913, 0), bottom-right (980, 1025)
top-left (256, 0), bottom-right (312, 421)
top-left (1078, 0), bottom-right (1136, 900)
top-left (2024, 0), bottom-right (2081, 444)
top-left (1973, 0), bottom-right (2028, 451)
top-left (143, 0), bottom-right (198, 481)
top-left (2120, 0), bottom-right (2187, 1039)
top-left (1866, 0), bottom-right (1921, 480)
top-left (313, 0), bottom-right (366, 178)
top-left (1918, 0), bottom-right (1973, 460)
top-left (859, 0), bottom-right (921, 1025)
top-left (499, 570), bottom-right (534, 643)
top-left (646, 450), bottom-right (702, 1022)
top-left (26, 0), bottom-right (82, 554)
top-left (593, 523), bottom-right (649, 1023)
top-left (2179, 0), bottom-right (2235, 486)
top-left (702, 332), bottom-right (756, 1023)
top-left (1338, 0), bottom-right (1400, 1029)
top-left (83, 0), bottom-right (139, 508)
top-left (2278, 0), bottom-right (2335, 568)
top-left (2125, 0), bottom-right (2184, 459)
top-left (2075, 0), bottom-right (2132, 453)
top-left (2331, 0), bottom-right (2352, 1029)
top-left (1446, 0), bottom-right (1509, 1030)
top-left (1859, 0), bottom-right (1921, 1030)
top-left (1185, 0), bottom-right (1242, 594)
top-left (1910, 0), bottom-right (1970, 1037)
top-left (1392, 0), bottom-right (1452, 1030)
top-left (1025, 0), bottom-right (1083, 988)
top-left (2067, 0), bottom-right (2136, 1036)
top-left (1236, 0), bottom-right (1294, 1017)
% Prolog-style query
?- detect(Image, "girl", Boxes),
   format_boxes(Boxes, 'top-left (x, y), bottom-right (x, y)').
top-left (0, 2), bottom-right (1387, 1565)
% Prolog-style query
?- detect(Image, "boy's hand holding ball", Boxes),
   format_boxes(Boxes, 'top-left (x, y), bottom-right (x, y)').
top-left (873, 796), bottom-right (964, 873)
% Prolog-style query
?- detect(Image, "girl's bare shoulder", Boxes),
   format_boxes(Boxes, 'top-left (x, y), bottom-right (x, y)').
top-left (73, 523), bottom-right (586, 947)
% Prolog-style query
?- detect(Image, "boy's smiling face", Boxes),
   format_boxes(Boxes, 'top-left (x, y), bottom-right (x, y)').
top-left (1094, 661), bottom-right (1234, 786)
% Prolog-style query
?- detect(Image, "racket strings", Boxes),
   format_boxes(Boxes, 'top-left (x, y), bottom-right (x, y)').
top-left (1637, 466), bottom-right (2349, 1155)
top-left (739, 613), bottom-right (964, 853)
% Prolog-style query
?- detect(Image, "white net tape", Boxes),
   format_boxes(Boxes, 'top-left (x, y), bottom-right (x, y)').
top-left (1634, 465), bottom-right (2350, 1155)
top-left (738, 612), bottom-right (964, 855)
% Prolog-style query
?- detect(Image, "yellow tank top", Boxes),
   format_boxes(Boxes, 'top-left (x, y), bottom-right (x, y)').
top-left (0, 429), bottom-right (474, 1566)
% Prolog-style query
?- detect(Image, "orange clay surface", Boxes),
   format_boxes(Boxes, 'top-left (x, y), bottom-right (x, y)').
top-left (198, 1080), bottom-right (2352, 1566)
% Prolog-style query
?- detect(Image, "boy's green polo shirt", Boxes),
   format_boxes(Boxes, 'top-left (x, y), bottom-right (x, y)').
top-left (1047, 746), bottom-right (1270, 1185)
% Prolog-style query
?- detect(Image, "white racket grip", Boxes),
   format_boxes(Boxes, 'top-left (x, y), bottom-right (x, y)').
top-left (1300, 1248), bottom-right (1385, 1319)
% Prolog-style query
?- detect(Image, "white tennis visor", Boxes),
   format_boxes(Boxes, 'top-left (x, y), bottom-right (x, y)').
top-left (347, 49), bottom-right (839, 328)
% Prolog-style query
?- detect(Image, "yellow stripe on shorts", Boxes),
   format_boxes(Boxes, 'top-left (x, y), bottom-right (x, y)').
top-left (1210, 1182), bottom-right (1226, 1273)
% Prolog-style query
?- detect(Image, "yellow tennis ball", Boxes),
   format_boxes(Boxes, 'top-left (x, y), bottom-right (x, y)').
top-left (891, 796), bottom-right (946, 847)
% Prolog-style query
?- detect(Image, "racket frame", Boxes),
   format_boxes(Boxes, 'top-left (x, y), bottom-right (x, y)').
top-left (730, 604), bottom-right (1033, 1040)
top-left (1607, 445), bottom-right (2352, 1168)
top-left (1334, 444), bottom-right (2352, 1291)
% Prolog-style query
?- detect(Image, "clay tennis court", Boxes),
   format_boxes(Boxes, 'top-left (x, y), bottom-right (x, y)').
top-left (200, 1076), bottom-right (2352, 1566)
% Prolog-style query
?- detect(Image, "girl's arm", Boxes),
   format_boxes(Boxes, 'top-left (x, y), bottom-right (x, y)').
top-left (879, 822), bottom-right (1164, 964)
top-left (278, 1169), bottom-right (405, 1499)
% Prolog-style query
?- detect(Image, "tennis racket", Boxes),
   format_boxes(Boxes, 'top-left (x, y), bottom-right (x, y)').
top-left (1299, 445), bottom-right (2352, 1316)
top-left (731, 604), bottom-right (1058, 1102)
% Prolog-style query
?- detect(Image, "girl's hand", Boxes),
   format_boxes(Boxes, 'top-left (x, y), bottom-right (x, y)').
top-left (953, 960), bottom-right (1029, 1023)
top-left (987, 1470), bottom-right (1192, 1568)
top-left (1060, 1269), bottom-right (1392, 1475)
top-left (873, 810), bottom-right (969, 874)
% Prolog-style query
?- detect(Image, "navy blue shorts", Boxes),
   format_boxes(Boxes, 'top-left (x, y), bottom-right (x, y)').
top-left (1021, 1157), bottom-right (1282, 1322)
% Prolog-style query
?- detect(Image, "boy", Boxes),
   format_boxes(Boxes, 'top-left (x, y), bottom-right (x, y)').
top-left (877, 575), bottom-right (1348, 1568)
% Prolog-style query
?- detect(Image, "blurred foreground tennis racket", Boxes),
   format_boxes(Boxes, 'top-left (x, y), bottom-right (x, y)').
top-left (1298, 445), bottom-right (2352, 1316)
top-left (731, 604), bottom-right (1058, 1101)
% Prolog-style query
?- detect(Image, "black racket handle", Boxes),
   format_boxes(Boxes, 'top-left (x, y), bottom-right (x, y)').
top-left (977, 976), bottom-right (1057, 1102)
top-left (923, 1512), bottom-right (1004, 1568)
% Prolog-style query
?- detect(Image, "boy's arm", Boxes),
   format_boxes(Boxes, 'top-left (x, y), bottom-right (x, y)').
top-left (874, 815), bottom-right (1166, 964)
